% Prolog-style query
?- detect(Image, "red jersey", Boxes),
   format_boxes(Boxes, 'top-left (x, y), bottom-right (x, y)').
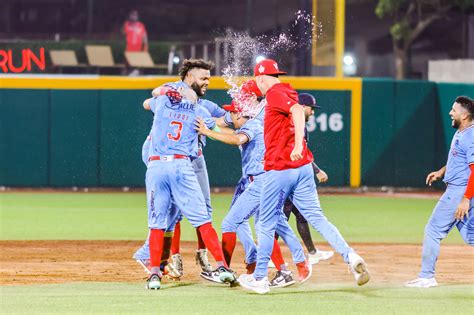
top-left (123, 21), bottom-right (147, 51)
top-left (263, 83), bottom-right (314, 171)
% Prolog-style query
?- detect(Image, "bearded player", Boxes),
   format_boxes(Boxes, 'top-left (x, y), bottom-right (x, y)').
top-left (133, 59), bottom-right (226, 276)
top-left (405, 96), bottom-right (474, 288)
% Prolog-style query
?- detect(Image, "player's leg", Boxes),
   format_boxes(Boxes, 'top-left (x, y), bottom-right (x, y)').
top-left (292, 164), bottom-right (353, 261)
top-left (407, 187), bottom-right (463, 287)
top-left (221, 177), bottom-right (250, 265)
top-left (291, 163), bottom-right (369, 286)
top-left (240, 169), bottom-right (301, 293)
top-left (456, 198), bottom-right (473, 245)
top-left (170, 159), bottom-right (236, 284)
top-left (292, 203), bottom-right (335, 264)
top-left (145, 164), bottom-right (173, 289)
top-left (253, 170), bottom-right (293, 279)
top-left (221, 176), bottom-right (263, 272)
top-left (192, 155), bottom-right (213, 271)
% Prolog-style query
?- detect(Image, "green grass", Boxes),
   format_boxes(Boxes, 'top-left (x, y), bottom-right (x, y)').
top-left (0, 192), bottom-right (464, 243)
top-left (1, 282), bottom-right (473, 314)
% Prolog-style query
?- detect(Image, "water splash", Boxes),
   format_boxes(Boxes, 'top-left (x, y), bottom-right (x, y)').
top-left (218, 10), bottom-right (321, 117)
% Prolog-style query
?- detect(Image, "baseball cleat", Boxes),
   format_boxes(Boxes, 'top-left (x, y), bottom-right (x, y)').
top-left (308, 249), bottom-right (334, 265)
top-left (348, 252), bottom-right (370, 286)
top-left (296, 259), bottom-right (313, 283)
top-left (195, 249), bottom-right (213, 273)
top-left (169, 253), bottom-right (184, 277)
top-left (146, 273), bottom-right (162, 290)
top-left (404, 277), bottom-right (438, 288)
top-left (162, 263), bottom-right (181, 280)
top-left (200, 270), bottom-right (224, 284)
top-left (135, 259), bottom-right (151, 275)
top-left (216, 266), bottom-right (238, 287)
top-left (269, 270), bottom-right (295, 288)
top-left (238, 274), bottom-right (270, 294)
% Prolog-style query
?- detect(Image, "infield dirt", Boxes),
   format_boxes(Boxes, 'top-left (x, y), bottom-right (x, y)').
top-left (1, 241), bottom-right (473, 286)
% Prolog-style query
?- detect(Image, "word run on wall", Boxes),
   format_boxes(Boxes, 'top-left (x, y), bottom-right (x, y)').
top-left (0, 48), bottom-right (46, 73)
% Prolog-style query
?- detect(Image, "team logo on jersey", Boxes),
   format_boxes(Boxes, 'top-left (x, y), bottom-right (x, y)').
top-left (165, 100), bottom-right (196, 112)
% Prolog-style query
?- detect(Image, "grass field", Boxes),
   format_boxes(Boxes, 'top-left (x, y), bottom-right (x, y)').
top-left (1, 192), bottom-right (473, 314)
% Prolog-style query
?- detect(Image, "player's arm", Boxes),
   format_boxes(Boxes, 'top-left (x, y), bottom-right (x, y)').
top-left (426, 166), bottom-right (446, 186)
top-left (143, 98), bottom-right (152, 110)
top-left (194, 118), bottom-right (248, 146)
top-left (312, 162), bottom-right (328, 183)
top-left (289, 104), bottom-right (306, 161)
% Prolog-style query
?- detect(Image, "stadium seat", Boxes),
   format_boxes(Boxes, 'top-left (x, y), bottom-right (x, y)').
top-left (85, 45), bottom-right (125, 73)
top-left (49, 50), bottom-right (87, 73)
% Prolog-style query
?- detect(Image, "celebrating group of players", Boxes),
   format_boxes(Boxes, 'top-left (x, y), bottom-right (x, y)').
top-left (132, 58), bottom-right (372, 293)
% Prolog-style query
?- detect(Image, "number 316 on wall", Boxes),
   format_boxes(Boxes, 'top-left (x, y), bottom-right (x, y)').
top-left (306, 113), bottom-right (343, 132)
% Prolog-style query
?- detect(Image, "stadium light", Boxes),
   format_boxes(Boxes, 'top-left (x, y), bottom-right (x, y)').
top-left (343, 54), bottom-right (354, 66)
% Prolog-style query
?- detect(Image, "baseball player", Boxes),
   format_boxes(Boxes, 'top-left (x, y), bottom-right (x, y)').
top-left (405, 96), bottom-right (474, 288)
top-left (142, 88), bottom-right (236, 290)
top-left (195, 80), bottom-right (308, 288)
top-left (238, 59), bottom-right (370, 294)
top-left (133, 59), bottom-right (227, 276)
top-left (273, 93), bottom-right (334, 266)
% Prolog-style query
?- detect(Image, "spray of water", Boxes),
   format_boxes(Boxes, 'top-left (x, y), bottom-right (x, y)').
top-left (219, 10), bottom-right (322, 117)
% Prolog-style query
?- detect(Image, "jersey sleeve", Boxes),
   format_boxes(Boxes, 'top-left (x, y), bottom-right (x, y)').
top-left (223, 111), bottom-right (234, 127)
top-left (201, 99), bottom-right (226, 118)
top-left (149, 95), bottom-right (168, 114)
top-left (266, 90), bottom-right (298, 114)
top-left (236, 119), bottom-right (257, 142)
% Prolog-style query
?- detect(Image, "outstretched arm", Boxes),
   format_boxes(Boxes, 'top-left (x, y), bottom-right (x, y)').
top-left (194, 118), bottom-right (248, 146)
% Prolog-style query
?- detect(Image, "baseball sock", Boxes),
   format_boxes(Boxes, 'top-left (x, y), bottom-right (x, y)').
top-left (196, 228), bottom-right (206, 250)
top-left (198, 222), bottom-right (227, 268)
top-left (271, 238), bottom-right (285, 271)
top-left (161, 232), bottom-right (173, 264)
top-left (221, 232), bottom-right (237, 266)
top-left (296, 221), bottom-right (316, 255)
top-left (171, 221), bottom-right (181, 254)
top-left (149, 228), bottom-right (165, 274)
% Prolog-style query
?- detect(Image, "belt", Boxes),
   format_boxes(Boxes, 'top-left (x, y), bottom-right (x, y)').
top-left (248, 173), bottom-right (264, 183)
top-left (149, 155), bottom-right (189, 162)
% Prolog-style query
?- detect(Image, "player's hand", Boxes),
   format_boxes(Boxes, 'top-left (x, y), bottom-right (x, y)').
top-left (454, 197), bottom-right (470, 221)
top-left (166, 89), bottom-right (182, 103)
top-left (316, 169), bottom-right (328, 183)
top-left (178, 87), bottom-right (198, 104)
top-left (426, 171), bottom-right (442, 186)
top-left (290, 144), bottom-right (303, 161)
top-left (194, 117), bottom-right (209, 135)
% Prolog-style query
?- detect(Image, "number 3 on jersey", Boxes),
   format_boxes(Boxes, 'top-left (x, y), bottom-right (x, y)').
top-left (167, 121), bottom-right (183, 141)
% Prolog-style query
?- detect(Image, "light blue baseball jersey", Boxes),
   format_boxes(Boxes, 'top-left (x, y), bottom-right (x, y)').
top-left (444, 125), bottom-right (474, 186)
top-left (148, 95), bottom-right (215, 158)
top-left (236, 109), bottom-right (265, 177)
top-left (163, 80), bottom-right (226, 148)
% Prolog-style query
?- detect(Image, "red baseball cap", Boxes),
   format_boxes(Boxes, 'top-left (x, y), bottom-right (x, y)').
top-left (240, 79), bottom-right (262, 97)
top-left (254, 59), bottom-right (287, 76)
top-left (222, 100), bottom-right (241, 113)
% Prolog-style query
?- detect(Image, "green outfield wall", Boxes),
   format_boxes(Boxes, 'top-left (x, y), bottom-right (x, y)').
top-left (0, 76), bottom-right (472, 187)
